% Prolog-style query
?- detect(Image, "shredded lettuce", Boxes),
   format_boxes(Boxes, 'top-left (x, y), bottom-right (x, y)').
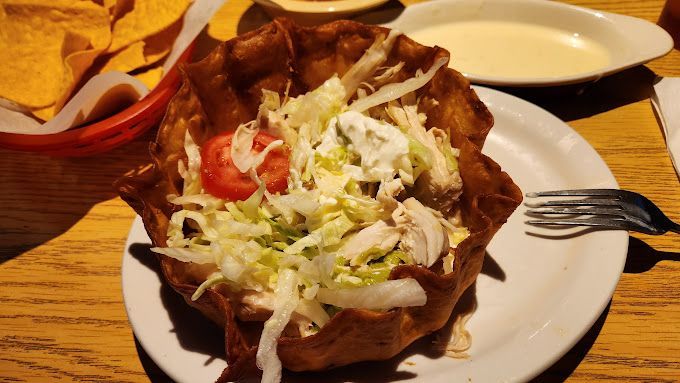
top-left (296, 298), bottom-right (330, 327)
top-left (349, 56), bottom-right (449, 113)
top-left (231, 121), bottom-right (285, 177)
top-left (241, 180), bottom-right (266, 220)
top-left (231, 121), bottom-right (259, 173)
top-left (440, 132), bottom-right (460, 173)
top-left (341, 30), bottom-right (402, 97)
top-left (256, 269), bottom-right (300, 383)
top-left (406, 134), bottom-right (434, 180)
top-left (151, 247), bottom-right (214, 264)
top-left (192, 272), bottom-right (228, 301)
top-left (284, 213), bottom-right (354, 255)
top-left (280, 76), bottom-right (346, 132)
top-left (178, 130), bottom-right (203, 197)
top-left (316, 278), bottom-right (427, 310)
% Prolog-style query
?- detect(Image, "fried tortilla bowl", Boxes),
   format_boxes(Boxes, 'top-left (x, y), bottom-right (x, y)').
top-left (116, 18), bottom-right (522, 382)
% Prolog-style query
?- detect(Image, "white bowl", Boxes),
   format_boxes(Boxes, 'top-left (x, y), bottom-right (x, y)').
top-left (383, 0), bottom-right (673, 87)
top-left (253, 0), bottom-right (389, 26)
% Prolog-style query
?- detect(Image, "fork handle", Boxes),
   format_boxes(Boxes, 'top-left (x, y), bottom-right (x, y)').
top-left (671, 221), bottom-right (680, 234)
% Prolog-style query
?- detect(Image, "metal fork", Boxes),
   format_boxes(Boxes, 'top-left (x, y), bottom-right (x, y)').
top-left (525, 189), bottom-right (680, 235)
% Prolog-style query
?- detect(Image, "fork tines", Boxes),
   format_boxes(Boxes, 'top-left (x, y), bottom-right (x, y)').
top-left (524, 188), bottom-right (678, 235)
top-left (525, 189), bottom-right (629, 198)
top-left (525, 189), bottom-right (635, 231)
top-left (526, 189), bottom-right (625, 212)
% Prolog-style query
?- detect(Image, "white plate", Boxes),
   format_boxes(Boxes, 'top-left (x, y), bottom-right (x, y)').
top-left (382, 0), bottom-right (673, 87)
top-left (121, 86), bottom-right (628, 382)
top-left (252, 0), bottom-right (389, 26)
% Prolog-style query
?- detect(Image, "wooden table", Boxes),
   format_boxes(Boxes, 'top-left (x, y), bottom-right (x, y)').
top-left (1, 0), bottom-right (678, 382)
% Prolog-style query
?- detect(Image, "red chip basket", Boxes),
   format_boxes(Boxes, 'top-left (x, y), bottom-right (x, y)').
top-left (0, 45), bottom-right (194, 157)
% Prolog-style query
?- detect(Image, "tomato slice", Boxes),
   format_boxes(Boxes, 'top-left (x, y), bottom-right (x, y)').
top-left (200, 131), bottom-right (289, 201)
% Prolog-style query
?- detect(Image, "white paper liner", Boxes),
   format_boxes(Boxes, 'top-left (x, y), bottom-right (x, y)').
top-left (651, 77), bottom-right (680, 178)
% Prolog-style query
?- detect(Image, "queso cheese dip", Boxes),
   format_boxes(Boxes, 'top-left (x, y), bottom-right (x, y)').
top-left (408, 20), bottom-right (611, 79)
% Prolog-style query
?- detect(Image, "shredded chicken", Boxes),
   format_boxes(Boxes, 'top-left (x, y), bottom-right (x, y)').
top-left (376, 178), bottom-right (404, 214)
top-left (340, 220), bottom-right (401, 266)
top-left (343, 182), bottom-right (450, 268)
top-left (395, 197), bottom-right (450, 267)
top-left (389, 101), bottom-right (463, 212)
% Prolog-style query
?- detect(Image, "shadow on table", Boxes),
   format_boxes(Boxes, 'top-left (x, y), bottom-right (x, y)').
top-left (530, 301), bottom-right (611, 383)
top-left (127, 244), bottom-right (496, 383)
top-left (624, 236), bottom-right (680, 273)
top-left (492, 65), bottom-right (657, 122)
top-left (0, 128), bottom-right (156, 264)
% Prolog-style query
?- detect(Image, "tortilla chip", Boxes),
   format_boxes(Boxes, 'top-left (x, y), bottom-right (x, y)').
top-left (29, 105), bottom-right (54, 122)
top-left (143, 17), bottom-right (183, 62)
top-left (99, 40), bottom-right (147, 73)
top-left (133, 65), bottom-right (164, 89)
top-left (108, 0), bottom-right (190, 53)
top-left (28, 29), bottom-right (98, 122)
top-left (99, 17), bottom-right (182, 74)
top-left (54, 40), bottom-right (110, 114)
top-left (109, 0), bottom-right (134, 20)
top-left (0, 0), bottom-right (111, 109)
top-left (91, 0), bottom-right (119, 10)
top-left (115, 18), bottom-right (522, 381)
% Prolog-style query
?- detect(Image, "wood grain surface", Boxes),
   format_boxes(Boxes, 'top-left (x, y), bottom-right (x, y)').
top-left (1, 0), bottom-right (678, 382)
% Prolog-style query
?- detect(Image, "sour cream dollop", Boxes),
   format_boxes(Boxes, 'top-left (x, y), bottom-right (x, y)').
top-left (319, 110), bottom-right (410, 181)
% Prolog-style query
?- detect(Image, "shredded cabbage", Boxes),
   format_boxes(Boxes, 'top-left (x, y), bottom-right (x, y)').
top-left (341, 30), bottom-right (402, 97)
top-left (316, 278), bottom-right (426, 310)
top-left (231, 121), bottom-right (285, 175)
top-left (349, 56), bottom-right (449, 113)
top-left (178, 130), bottom-right (203, 197)
top-left (257, 269), bottom-right (300, 383)
top-left (151, 247), bottom-right (214, 264)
